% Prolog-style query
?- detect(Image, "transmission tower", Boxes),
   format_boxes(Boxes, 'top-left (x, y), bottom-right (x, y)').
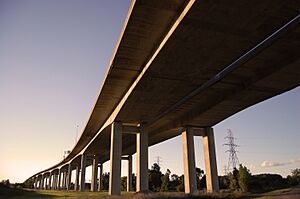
top-left (224, 129), bottom-right (239, 173)
top-left (155, 156), bottom-right (163, 167)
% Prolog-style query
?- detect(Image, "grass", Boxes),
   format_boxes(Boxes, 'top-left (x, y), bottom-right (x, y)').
top-left (4, 189), bottom-right (134, 199)
top-left (0, 187), bottom-right (295, 199)
top-left (250, 188), bottom-right (292, 199)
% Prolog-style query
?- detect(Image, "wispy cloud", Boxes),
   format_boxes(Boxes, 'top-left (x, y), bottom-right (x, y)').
top-left (260, 158), bottom-right (300, 168)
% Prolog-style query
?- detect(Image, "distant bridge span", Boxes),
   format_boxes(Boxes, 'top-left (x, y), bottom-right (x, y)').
top-left (25, 0), bottom-right (300, 195)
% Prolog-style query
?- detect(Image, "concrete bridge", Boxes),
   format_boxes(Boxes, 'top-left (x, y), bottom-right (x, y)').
top-left (25, 0), bottom-right (300, 195)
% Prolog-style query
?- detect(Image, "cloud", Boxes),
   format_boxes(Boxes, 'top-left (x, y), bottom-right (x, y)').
top-left (249, 164), bottom-right (256, 170)
top-left (260, 158), bottom-right (300, 168)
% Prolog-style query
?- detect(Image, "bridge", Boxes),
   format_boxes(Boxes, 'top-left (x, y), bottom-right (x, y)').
top-left (25, 0), bottom-right (300, 195)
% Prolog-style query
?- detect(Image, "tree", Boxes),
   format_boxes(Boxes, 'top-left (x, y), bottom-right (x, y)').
top-left (229, 168), bottom-right (239, 191)
top-left (149, 163), bottom-right (162, 191)
top-left (196, 167), bottom-right (204, 189)
top-left (121, 176), bottom-right (127, 191)
top-left (152, 163), bottom-right (161, 172)
top-left (238, 164), bottom-right (251, 192)
top-left (288, 168), bottom-right (300, 185)
top-left (102, 172), bottom-right (110, 190)
top-left (160, 169), bottom-right (171, 191)
top-left (1, 179), bottom-right (10, 187)
top-left (176, 175), bottom-right (185, 192)
top-left (169, 174), bottom-right (180, 191)
top-left (291, 168), bottom-right (300, 183)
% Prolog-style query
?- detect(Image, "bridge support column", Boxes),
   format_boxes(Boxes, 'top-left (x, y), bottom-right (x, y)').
top-left (80, 154), bottom-right (86, 192)
top-left (136, 129), bottom-right (148, 192)
top-left (67, 164), bottom-right (72, 190)
top-left (62, 171), bottom-right (66, 189)
top-left (48, 173), bottom-right (52, 189)
top-left (98, 164), bottom-right (103, 192)
top-left (203, 127), bottom-right (219, 192)
top-left (41, 175), bottom-right (44, 189)
top-left (74, 165), bottom-right (80, 191)
top-left (38, 177), bottom-right (40, 189)
top-left (91, 156), bottom-right (99, 192)
top-left (182, 128), bottom-right (197, 194)
top-left (46, 175), bottom-right (49, 189)
top-left (58, 169), bottom-right (62, 190)
top-left (37, 177), bottom-right (40, 189)
top-left (127, 155), bottom-right (133, 192)
top-left (46, 174), bottom-right (50, 189)
top-left (34, 177), bottom-right (38, 189)
top-left (43, 175), bottom-right (47, 189)
top-left (109, 122), bottom-right (122, 195)
top-left (55, 173), bottom-right (59, 189)
top-left (52, 173), bottom-right (56, 190)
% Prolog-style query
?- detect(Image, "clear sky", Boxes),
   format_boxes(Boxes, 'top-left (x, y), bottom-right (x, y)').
top-left (0, 0), bottom-right (299, 183)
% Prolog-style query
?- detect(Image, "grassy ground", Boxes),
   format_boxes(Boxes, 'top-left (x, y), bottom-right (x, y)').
top-left (251, 188), bottom-right (292, 199)
top-left (0, 187), bottom-right (295, 199)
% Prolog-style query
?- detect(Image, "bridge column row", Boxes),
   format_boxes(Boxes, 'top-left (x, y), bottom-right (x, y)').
top-left (109, 122), bottom-right (148, 195)
top-left (31, 125), bottom-right (219, 194)
top-left (182, 127), bottom-right (219, 194)
top-left (32, 159), bottom-right (105, 192)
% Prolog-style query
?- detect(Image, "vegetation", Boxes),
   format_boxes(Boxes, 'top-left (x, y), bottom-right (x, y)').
top-left (160, 169), bottom-right (171, 192)
top-left (238, 164), bottom-right (250, 192)
top-left (229, 167), bottom-right (240, 191)
top-left (287, 168), bottom-right (300, 186)
top-left (2, 165), bottom-right (300, 198)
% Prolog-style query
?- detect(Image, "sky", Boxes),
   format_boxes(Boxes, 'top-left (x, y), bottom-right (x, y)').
top-left (0, 0), bottom-right (299, 183)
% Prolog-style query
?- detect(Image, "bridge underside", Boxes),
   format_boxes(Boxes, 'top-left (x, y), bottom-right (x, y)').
top-left (27, 0), bottom-right (300, 195)
top-left (85, 0), bottom-right (300, 162)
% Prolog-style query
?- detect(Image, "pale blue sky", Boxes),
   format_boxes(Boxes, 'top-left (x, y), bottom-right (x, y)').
top-left (0, 0), bottom-right (299, 183)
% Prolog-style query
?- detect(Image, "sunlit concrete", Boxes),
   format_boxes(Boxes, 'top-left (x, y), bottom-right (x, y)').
top-left (109, 122), bottom-right (122, 195)
top-left (203, 128), bottom-right (219, 192)
top-left (48, 172), bottom-right (52, 190)
top-left (58, 169), bottom-right (62, 190)
top-left (136, 130), bottom-right (149, 192)
top-left (80, 154), bottom-right (86, 192)
top-left (182, 128), bottom-right (197, 194)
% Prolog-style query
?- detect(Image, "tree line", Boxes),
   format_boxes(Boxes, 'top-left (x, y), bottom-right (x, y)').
top-left (97, 164), bottom-right (300, 193)
top-left (18, 164), bottom-right (300, 193)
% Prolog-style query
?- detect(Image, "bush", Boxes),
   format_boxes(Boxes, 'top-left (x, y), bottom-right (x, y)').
top-left (249, 174), bottom-right (288, 192)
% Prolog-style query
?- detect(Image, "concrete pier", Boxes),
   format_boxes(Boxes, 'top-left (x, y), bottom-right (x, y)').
top-left (75, 165), bottom-right (80, 191)
top-left (67, 164), bottom-right (72, 190)
top-left (109, 122), bottom-right (122, 195)
top-left (203, 127), bottom-right (219, 192)
top-left (127, 155), bottom-right (133, 192)
top-left (80, 154), bottom-right (86, 192)
top-left (58, 169), bottom-right (62, 190)
top-left (98, 164), bottom-right (103, 192)
top-left (182, 128), bottom-right (197, 194)
top-left (48, 172), bottom-right (52, 189)
top-left (91, 156), bottom-right (99, 192)
top-left (136, 130), bottom-right (148, 192)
